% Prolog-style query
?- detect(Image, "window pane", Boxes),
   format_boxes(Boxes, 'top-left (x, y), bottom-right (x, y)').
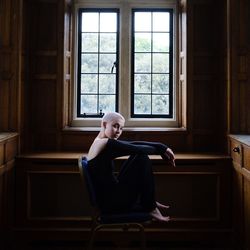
top-left (99, 74), bottom-right (116, 94)
top-left (78, 9), bottom-right (119, 117)
top-left (81, 54), bottom-right (98, 73)
top-left (152, 95), bottom-right (169, 114)
top-left (81, 74), bottom-right (98, 93)
top-left (153, 33), bottom-right (169, 52)
top-left (99, 95), bottom-right (116, 113)
top-left (100, 33), bottom-right (116, 52)
top-left (152, 74), bottom-right (169, 94)
top-left (134, 94), bottom-right (151, 114)
top-left (134, 12), bottom-right (151, 31)
top-left (135, 33), bottom-right (151, 52)
top-left (135, 53), bottom-right (151, 72)
top-left (152, 53), bottom-right (169, 73)
top-left (134, 74), bottom-right (151, 93)
top-left (100, 13), bottom-right (117, 32)
top-left (81, 95), bottom-right (97, 113)
top-left (153, 12), bottom-right (169, 32)
top-left (82, 13), bottom-right (99, 32)
top-left (99, 54), bottom-right (116, 73)
top-left (132, 9), bottom-right (172, 118)
top-left (82, 33), bottom-right (98, 52)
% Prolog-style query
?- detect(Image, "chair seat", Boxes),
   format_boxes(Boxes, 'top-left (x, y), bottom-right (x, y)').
top-left (100, 212), bottom-right (152, 224)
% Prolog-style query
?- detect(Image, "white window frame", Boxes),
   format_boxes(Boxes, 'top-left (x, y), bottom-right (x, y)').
top-left (72, 0), bottom-right (179, 128)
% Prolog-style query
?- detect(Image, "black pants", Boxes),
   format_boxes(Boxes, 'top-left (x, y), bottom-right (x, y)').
top-left (102, 154), bottom-right (156, 213)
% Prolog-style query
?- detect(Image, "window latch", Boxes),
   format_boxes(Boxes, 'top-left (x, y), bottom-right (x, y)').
top-left (111, 61), bottom-right (117, 73)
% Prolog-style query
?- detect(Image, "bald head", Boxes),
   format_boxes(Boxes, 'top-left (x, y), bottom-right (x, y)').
top-left (102, 112), bottom-right (125, 125)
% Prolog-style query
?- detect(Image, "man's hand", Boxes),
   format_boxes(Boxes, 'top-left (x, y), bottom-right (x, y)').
top-left (162, 148), bottom-right (176, 167)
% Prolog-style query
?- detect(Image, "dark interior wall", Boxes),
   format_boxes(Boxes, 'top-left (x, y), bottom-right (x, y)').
top-left (19, 0), bottom-right (228, 153)
top-left (1, 0), bottom-right (249, 154)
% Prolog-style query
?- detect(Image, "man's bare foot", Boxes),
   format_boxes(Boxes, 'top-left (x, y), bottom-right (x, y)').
top-left (150, 207), bottom-right (170, 222)
top-left (156, 201), bottom-right (170, 210)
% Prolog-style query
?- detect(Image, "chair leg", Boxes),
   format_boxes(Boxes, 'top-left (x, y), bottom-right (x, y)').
top-left (88, 224), bottom-right (106, 250)
top-left (87, 226), bottom-right (95, 250)
top-left (139, 224), bottom-right (146, 250)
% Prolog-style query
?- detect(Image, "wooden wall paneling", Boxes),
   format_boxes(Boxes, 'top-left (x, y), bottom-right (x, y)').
top-left (232, 166), bottom-right (244, 247)
top-left (15, 156), bottom-right (91, 228)
top-left (216, 0), bottom-right (228, 152)
top-left (243, 146), bottom-right (250, 171)
top-left (186, 0), bottom-right (194, 151)
top-left (186, 0), bottom-right (228, 152)
top-left (27, 171), bottom-right (90, 220)
top-left (0, 164), bottom-right (6, 249)
top-left (0, 78), bottom-right (9, 130)
top-left (0, 0), bottom-right (22, 132)
top-left (61, 129), bottom-right (190, 152)
top-left (0, 161), bottom-right (5, 236)
top-left (63, 1), bottom-right (72, 128)
top-left (227, 0), bottom-right (239, 133)
top-left (0, 133), bottom-right (18, 249)
top-left (20, 0), bottom-right (32, 152)
top-left (228, 0), bottom-right (250, 133)
top-left (14, 153), bottom-right (232, 244)
top-left (190, 0), bottom-right (225, 152)
top-left (56, 0), bottom-right (64, 149)
top-left (5, 160), bottom-right (15, 229)
top-left (240, 0), bottom-right (250, 133)
top-left (0, 0), bottom-right (12, 131)
top-left (21, 0), bottom-right (73, 151)
top-left (25, 0), bottom-right (60, 151)
top-left (229, 135), bottom-right (250, 249)
top-left (243, 177), bottom-right (250, 249)
top-left (179, 0), bottom-right (187, 129)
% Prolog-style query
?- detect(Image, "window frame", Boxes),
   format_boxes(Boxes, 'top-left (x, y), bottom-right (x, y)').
top-left (77, 8), bottom-right (120, 118)
top-left (72, 0), bottom-right (180, 128)
top-left (131, 8), bottom-right (174, 119)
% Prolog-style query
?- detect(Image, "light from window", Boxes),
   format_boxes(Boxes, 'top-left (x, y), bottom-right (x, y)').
top-left (77, 9), bottom-right (119, 117)
top-left (131, 9), bottom-right (173, 118)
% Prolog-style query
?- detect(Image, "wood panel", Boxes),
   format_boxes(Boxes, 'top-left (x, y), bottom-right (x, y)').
top-left (0, 133), bottom-right (18, 249)
top-left (0, 0), bottom-right (22, 132)
top-left (187, 0), bottom-right (227, 152)
top-left (61, 129), bottom-right (190, 152)
top-left (63, 1), bottom-right (72, 128)
top-left (229, 135), bottom-right (250, 250)
top-left (179, 0), bottom-right (187, 129)
top-left (243, 178), bottom-right (250, 250)
top-left (21, 0), bottom-right (69, 152)
top-left (0, 163), bottom-right (5, 232)
top-left (228, 0), bottom-right (250, 133)
top-left (14, 152), bottom-right (232, 244)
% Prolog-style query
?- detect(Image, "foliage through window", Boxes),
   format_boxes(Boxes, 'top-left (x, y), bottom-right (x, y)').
top-left (132, 9), bottom-right (173, 118)
top-left (77, 9), bottom-right (119, 117)
top-left (76, 5), bottom-right (175, 124)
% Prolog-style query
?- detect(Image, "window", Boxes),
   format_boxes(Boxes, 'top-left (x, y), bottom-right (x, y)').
top-left (77, 9), bottom-right (119, 118)
top-left (132, 9), bottom-right (173, 118)
top-left (73, 1), bottom-right (179, 128)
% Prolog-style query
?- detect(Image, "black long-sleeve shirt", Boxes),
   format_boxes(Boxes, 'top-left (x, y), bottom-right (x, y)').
top-left (87, 139), bottom-right (168, 205)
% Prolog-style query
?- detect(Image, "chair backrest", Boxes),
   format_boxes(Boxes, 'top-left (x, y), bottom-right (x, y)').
top-left (78, 156), bottom-right (97, 207)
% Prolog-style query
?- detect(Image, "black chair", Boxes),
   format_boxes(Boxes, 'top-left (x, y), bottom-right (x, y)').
top-left (78, 156), bottom-right (152, 250)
